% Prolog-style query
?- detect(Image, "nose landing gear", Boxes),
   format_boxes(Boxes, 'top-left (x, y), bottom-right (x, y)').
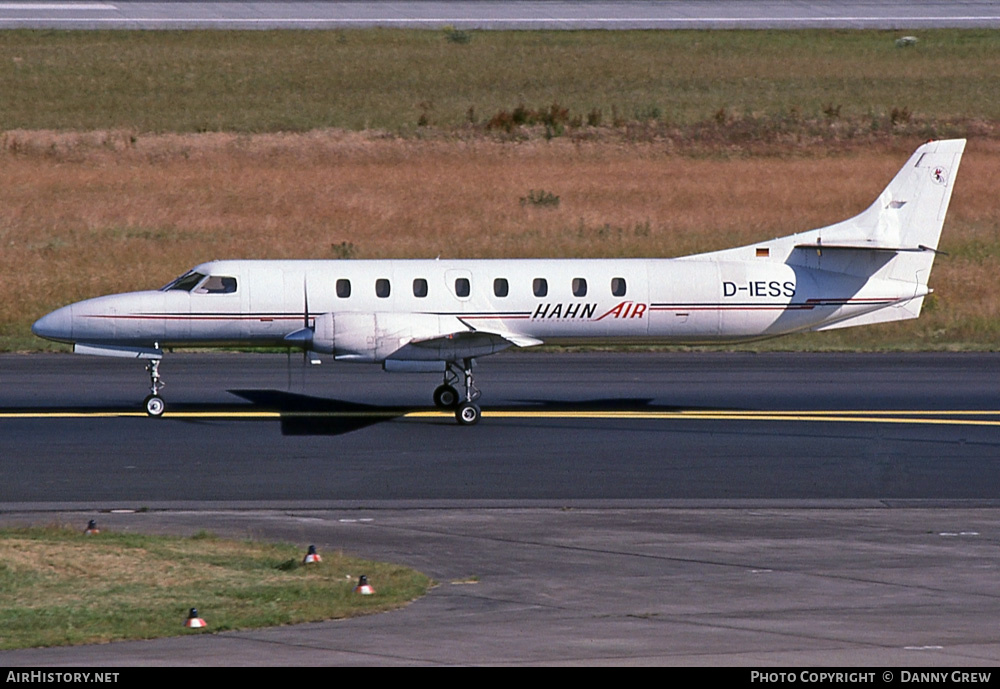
top-left (143, 358), bottom-right (165, 417)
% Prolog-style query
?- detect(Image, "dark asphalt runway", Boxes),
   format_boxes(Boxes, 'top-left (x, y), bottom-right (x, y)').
top-left (2, 352), bottom-right (999, 505)
top-left (4, 352), bottom-right (1000, 666)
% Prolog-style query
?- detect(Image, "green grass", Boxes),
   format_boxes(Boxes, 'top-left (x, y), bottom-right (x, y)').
top-left (0, 526), bottom-right (432, 649)
top-left (3, 28), bottom-right (1000, 352)
top-left (1, 29), bottom-right (1000, 132)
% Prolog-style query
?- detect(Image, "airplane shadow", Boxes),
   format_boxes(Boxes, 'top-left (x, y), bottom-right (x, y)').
top-left (228, 389), bottom-right (411, 436)
top-left (0, 391), bottom-right (732, 437)
top-left (227, 389), bottom-right (724, 436)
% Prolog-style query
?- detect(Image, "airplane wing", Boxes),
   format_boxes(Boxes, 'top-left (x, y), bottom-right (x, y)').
top-left (387, 320), bottom-right (543, 362)
top-left (303, 311), bottom-right (543, 363)
top-left (454, 319), bottom-right (544, 348)
top-left (74, 343), bottom-right (163, 360)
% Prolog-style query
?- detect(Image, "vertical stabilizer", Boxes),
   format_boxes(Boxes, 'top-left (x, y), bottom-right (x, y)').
top-left (816, 138), bottom-right (965, 255)
top-left (682, 139), bottom-right (968, 331)
top-left (681, 139), bottom-right (966, 283)
top-left (805, 139), bottom-right (966, 331)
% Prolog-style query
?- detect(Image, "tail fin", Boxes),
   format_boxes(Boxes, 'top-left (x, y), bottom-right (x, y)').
top-left (685, 139), bottom-right (966, 277)
top-left (803, 138), bottom-right (966, 330)
top-left (800, 138), bottom-right (965, 260)
top-left (684, 139), bottom-right (966, 331)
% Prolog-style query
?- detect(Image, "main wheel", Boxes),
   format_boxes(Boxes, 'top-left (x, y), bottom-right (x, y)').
top-left (144, 394), bottom-right (166, 418)
top-left (433, 384), bottom-right (459, 409)
top-left (455, 402), bottom-right (481, 426)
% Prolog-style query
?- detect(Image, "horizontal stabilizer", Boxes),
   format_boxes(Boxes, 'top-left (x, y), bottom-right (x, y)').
top-left (793, 243), bottom-right (933, 253)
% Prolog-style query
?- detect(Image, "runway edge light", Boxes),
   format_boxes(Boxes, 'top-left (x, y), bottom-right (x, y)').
top-left (354, 575), bottom-right (375, 595)
top-left (303, 544), bottom-right (322, 564)
top-left (83, 519), bottom-right (99, 535)
top-left (184, 608), bottom-right (207, 629)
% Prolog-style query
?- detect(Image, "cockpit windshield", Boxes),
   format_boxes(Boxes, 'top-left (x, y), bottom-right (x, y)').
top-left (161, 271), bottom-right (206, 292)
top-left (159, 271), bottom-right (237, 294)
top-left (195, 275), bottom-right (237, 294)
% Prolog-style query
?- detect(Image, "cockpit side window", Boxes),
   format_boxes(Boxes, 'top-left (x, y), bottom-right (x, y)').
top-left (161, 272), bottom-right (206, 292)
top-left (194, 275), bottom-right (238, 294)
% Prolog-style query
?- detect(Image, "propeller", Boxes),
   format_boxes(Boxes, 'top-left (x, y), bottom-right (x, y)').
top-left (283, 277), bottom-right (317, 350)
top-left (283, 277), bottom-right (321, 390)
top-left (303, 277), bottom-right (311, 331)
top-left (302, 279), bottom-right (321, 365)
top-left (304, 280), bottom-right (323, 365)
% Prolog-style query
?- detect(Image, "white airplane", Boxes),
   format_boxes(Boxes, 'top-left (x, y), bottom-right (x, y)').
top-left (32, 138), bottom-right (965, 424)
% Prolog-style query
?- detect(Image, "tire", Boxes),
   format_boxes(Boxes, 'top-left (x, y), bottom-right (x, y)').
top-left (144, 395), bottom-right (166, 417)
top-left (433, 384), bottom-right (459, 409)
top-left (455, 402), bottom-right (481, 426)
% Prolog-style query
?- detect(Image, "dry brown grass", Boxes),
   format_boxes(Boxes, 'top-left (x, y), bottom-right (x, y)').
top-left (2, 130), bottom-right (998, 350)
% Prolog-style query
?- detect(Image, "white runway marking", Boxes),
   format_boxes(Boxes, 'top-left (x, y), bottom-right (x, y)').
top-left (0, 3), bottom-right (116, 9)
top-left (3, 2), bottom-right (999, 29)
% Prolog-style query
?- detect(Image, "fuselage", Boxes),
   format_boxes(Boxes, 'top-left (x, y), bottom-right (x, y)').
top-left (32, 256), bottom-right (923, 354)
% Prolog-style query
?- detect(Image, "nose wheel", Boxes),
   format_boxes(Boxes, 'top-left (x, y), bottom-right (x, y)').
top-left (144, 394), bottom-right (165, 417)
top-left (144, 358), bottom-right (166, 417)
top-left (456, 401), bottom-right (481, 426)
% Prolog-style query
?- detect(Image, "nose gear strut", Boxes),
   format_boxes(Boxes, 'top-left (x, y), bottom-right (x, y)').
top-left (454, 358), bottom-right (481, 426)
top-left (143, 349), bottom-right (166, 417)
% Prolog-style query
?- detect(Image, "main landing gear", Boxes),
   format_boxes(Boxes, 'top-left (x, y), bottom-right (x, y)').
top-left (143, 358), bottom-right (166, 417)
top-left (433, 358), bottom-right (481, 426)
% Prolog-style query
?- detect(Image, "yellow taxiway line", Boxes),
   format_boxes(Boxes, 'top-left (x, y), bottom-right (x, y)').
top-left (2, 409), bottom-right (1000, 427)
top-left (474, 411), bottom-right (1000, 427)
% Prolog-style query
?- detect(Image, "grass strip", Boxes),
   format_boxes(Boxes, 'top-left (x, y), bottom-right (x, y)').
top-left (2, 29), bottom-right (1000, 132)
top-left (0, 525), bottom-right (431, 650)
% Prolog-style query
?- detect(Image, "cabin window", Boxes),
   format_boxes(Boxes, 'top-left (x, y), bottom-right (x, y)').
top-left (611, 277), bottom-right (627, 297)
top-left (413, 278), bottom-right (428, 298)
top-left (572, 277), bottom-right (587, 297)
top-left (494, 278), bottom-right (509, 298)
top-left (336, 279), bottom-right (351, 298)
top-left (533, 278), bottom-right (548, 298)
top-left (455, 277), bottom-right (470, 298)
top-left (195, 275), bottom-right (237, 294)
top-left (162, 271), bottom-right (205, 292)
top-left (376, 278), bottom-right (391, 298)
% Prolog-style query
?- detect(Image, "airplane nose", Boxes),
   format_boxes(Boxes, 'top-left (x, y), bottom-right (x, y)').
top-left (32, 305), bottom-right (74, 343)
